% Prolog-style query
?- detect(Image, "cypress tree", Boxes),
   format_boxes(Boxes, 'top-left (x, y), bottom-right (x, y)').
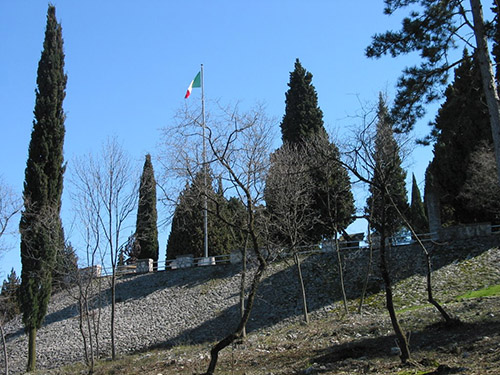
top-left (166, 169), bottom-right (235, 261)
top-left (280, 58), bottom-right (327, 144)
top-left (427, 51), bottom-right (493, 225)
top-left (409, 173), bottom-right (428, 235)
top-left (492, 1), bottom-right (500, 85)
top-left (366, 95), bottom-right (408, 237)
top-left (365, 94), bottom-right (411, 363)
top-left (135, 154), bottom-right (159, 266)
top-left (52, 243), bottom-right (78, 290)
top-left (271, 59), bottom-right (354, 242)
top-left (19, 5), bottom-right (67, 372)
top-left (167, 183), bottom-right (196, 260)
top-left (308, 137), bottom-right (355, 241)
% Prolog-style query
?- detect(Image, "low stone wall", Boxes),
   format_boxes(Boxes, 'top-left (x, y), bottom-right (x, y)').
top-left (438, 223), bottom-right (491, 241)
top-left (136, 259), bottom-right (153, 274)
top-left (171, 254), bottom-right (194, 269)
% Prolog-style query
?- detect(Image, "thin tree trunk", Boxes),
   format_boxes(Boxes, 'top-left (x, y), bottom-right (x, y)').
top-left (407, 227), bottom-right (455, 324)
top-left (294, 252), bottom-right (309, 324)
top-left (379, 230), bottom-right (411, 363)
top-left (358, 220), bottom-right (373, 314)
top-left (78, 295), bottom-right (89, 365)
top-left (1, 324), bottom-right (8, 375)
top-left (385, 186), bottom-right (456, 324)
top-left (239, 235), bottom-right (248, 338)
top-left (26, 327), bottom-right (36, 372)
top-left (111, 273), bottom-right (116, 360)
top-left (85, 296), bottom-right (95, 373)
top-left (470, 0), bottom-right (500, 183)
top-left (335, 231), bottom-right (348, 315)
top-left (204, 258), bottom-right (267, 375)
top-left (93, 278), bottom-right (102, 359)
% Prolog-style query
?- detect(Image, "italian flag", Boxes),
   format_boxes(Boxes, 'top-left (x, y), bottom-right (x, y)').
top-left (185, 71), bottom-right (201, 99)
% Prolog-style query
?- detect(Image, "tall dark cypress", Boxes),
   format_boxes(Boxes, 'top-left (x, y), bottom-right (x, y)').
top-left (280, 59), bottom-right (327, 144)
top-left (427, 51), bottom-right (493, 225)
top-left (135, 154), bottom-right (159, 265)
top-left (18, 5), bottom-right (66, 372)
top-left (492, 1), bottom-right (500, 85)
top-left (409, 173), bottom-right (428, 235)
top-left (271, 59), bottom-right (354, 242)
top-left (366, 94), bottom-right (408, 237)
top-left (365, 94), bottom-right (412, 363)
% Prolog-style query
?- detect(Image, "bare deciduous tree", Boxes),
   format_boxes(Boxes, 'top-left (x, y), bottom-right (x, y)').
top-left (162, 102), bottom-right (275, 375)
top-left (343, 97), bottom-right (412, 363)
top-left (0, 179), bottom-right (21, 254)
top-left (265, 143), bottom-right (317, 323)
top-left (71, 137), bottom-right (137, 361)
top-left (69, 176), bottom-right (108, 371)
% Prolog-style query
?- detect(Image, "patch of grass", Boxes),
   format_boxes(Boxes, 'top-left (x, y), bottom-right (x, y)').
top-left (397, 370), bottom-right (429, 375)
top-left (456, 284), bottom-right (500, 301)
top-left (396, 303), bottom-right (432, 314)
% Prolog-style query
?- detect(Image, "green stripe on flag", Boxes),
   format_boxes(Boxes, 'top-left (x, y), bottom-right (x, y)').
top-left (192, 72), bottom-right (201, 88)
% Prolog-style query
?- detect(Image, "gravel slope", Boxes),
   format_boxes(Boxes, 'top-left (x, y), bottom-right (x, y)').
top-left (2, 237), bottom-right (499, 374)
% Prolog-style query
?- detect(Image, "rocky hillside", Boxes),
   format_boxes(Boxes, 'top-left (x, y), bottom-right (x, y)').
top-left (2, 236), bottom-right (499, 374)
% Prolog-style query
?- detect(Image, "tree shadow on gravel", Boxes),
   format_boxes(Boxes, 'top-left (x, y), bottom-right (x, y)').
top-left (151, 254), bottom-right (342, 349)
top-left (40, 263), bottom-right (242, 328)
top-left (312, 318), bottom-right (500, 372)
top-left (18, 237), bottom-right (498, 349)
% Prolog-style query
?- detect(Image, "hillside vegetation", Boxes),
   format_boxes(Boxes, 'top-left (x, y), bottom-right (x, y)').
top-left (2, 237), bottom-right (499, 374)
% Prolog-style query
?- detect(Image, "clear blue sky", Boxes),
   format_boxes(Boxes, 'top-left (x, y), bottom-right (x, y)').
top-left (0, 1), bottom-right (442, 278)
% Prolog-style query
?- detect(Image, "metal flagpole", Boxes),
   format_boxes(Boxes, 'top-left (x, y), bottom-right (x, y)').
top-left (201, 64), bottom-right (209, 259)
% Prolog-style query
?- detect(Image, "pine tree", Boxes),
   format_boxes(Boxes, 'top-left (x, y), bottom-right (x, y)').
top-left (409, 173), bottom-right (428, 235)
top-left (367, 0), bottom-right (500, 186)
top-left (18, 5), bottom-right (66, 372)
top-left (366, 95), bottom-right (408, 237)
top-left (135, 154), bottom-right (159, 265)
top-left (427, 51), bottom-right (493, 225)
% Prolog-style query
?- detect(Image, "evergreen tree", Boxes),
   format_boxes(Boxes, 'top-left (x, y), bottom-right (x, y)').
top-left (166, 169), bottom-right (237, 260)
top-left (409, 173), bottom-right (428, 235)
top-left (492, 1), bottom-right (500, 85)
top-left (270, 59), bottom-right (354, 242)
top-left (460, 141), bottom-right (500, 221)
top-left (0, 268), bottom-right (21, 322)
top-left (167, 183), bottom-right (197, 260)
top-left (366, 95), bottom-right (408, 237)
top-left (427, 51), bottom-right (493, 225)
top-left (366, 0), bottom-right (500, 186)
top-left (18, 5), bottom-right (67, 371)
top-left (210, 178), bottom-right (243, 255)
top-left (308, 137), bottom-right (355, 241)
top-left (280, 59), bottom-right (327, 144)
top-left (52, 243), bottom-right (78, 290)
top-left (135, 154), bottom-right (159, 265)
top-left (364, 95), bottom-right (412, 363)
top-left (224, 196), bottom-right (247, 247)
top-left (122, 233), bottom-right (140, 264)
